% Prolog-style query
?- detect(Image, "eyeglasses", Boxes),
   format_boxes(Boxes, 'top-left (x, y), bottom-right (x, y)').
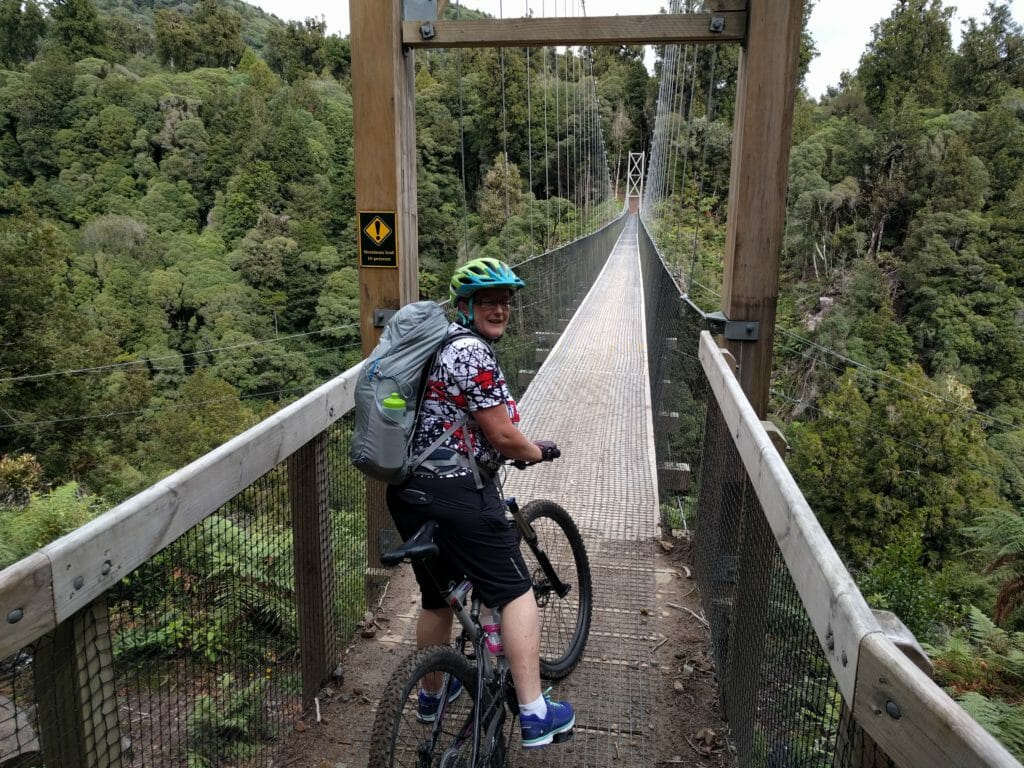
top-left (475, 297), bottom-right (513, 310)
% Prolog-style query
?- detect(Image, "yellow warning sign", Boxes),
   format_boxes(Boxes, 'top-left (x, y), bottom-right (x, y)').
top-left (358, 211), bottom-right (398, 268)
top-left (363, 216), bottom-right (392, 246)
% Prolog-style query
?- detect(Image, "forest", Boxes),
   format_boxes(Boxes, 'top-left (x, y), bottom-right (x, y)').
top-left (3, 0), bottom-right (1024, 757)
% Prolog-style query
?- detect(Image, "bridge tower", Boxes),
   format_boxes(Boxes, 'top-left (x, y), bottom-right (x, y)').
top-left (626, 152), bottom-right (644, 214)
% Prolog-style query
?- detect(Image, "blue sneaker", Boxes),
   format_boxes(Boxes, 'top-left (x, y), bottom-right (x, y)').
top-left (417, 677), bottom-right (463, 723)
top-left (520, 698), bottom-right (575, 748)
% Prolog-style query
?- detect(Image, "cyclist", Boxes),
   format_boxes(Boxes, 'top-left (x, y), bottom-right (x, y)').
top-left (386, 257), bottom-right (575, 749)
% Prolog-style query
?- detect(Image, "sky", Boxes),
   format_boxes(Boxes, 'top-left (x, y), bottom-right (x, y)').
top-left (253, 0), bottom-right (1023, 99)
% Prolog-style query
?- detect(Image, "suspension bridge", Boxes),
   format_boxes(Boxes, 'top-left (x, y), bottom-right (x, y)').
top-left (0, 1), bottom-right (1020, 767)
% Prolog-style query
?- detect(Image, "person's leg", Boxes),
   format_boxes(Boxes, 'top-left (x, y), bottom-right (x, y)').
top-left (417, 606), bottom-right (454, 649)
top-left (500, 590), bottom-right (542, 703)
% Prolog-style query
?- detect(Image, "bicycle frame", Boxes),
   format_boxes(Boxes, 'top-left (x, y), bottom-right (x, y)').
top-left (421, 495), bottom-right (572, 767)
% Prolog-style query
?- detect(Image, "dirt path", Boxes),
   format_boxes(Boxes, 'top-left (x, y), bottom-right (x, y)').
top-left (271, 531), bottom-right (734, 768)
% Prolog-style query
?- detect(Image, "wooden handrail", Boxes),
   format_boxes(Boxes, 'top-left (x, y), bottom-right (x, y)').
top-left (697, 331), bottom-right (1020, 768)
top-left (0, 365), bottom-right (362, 660)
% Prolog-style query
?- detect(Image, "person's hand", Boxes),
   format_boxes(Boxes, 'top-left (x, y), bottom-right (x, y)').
top-left (511, 441), bottom-right (561, 469)
top-left (534, 440), bottom-right (560, 462)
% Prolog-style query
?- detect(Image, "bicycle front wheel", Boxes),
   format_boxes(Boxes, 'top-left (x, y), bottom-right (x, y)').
top-left (519, 499), bottom-right (593, 680)
top-left (368, 646), bottom-right (504, 768)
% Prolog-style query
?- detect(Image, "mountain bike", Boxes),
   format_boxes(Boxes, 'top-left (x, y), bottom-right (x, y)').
top-left (367, 479), bottom-right (593, 768)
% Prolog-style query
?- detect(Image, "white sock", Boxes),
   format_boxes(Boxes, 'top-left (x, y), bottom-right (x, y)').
top-left (519, 694), bottom-right (548, 719)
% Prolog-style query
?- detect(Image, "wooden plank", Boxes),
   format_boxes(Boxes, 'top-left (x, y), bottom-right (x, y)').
top-left (720, 0), bottom-right (803, 416)
top-left (289, 433), bottom-right (337, 709)
top-left (0, 552), bottom-right (55, 660)
top-left (40, 365), bottom-right (360, 624)
top-left (699, 332), bottom-right (875, 699)
top-left (402, 13), bottom-right (747, 48)
top-left (34, 598), bottom-right (123, 768)
top-left (853, 633), bottom-right (1021, 768)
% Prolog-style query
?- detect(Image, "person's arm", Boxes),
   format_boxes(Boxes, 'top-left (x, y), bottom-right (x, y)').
top-left (473, 404), bottom-right (544, 463)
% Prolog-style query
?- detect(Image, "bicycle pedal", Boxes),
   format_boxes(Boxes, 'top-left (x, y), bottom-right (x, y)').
top-left (552, 728), bottom-right (575, 744)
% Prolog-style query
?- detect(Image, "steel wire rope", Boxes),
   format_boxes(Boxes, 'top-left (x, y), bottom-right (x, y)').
top-left (542, 0), bottom-right (552, 246)
top-left (454, 1), bottom-right (472, 262)
top-left (0, 324), bottom-right (363, 383)
top-left (670, 268), bottom-right (1018, 436)
top-left (687, 42), bottom-right (719, 293)
top-left (668, 41), bottom-right (689, 206)
top-left (498, 0), bottom-right (511, 256)
top-left (666, 9), bottom-right (692, 218)
top-left (0, 384), bottom-right (323, 429)
top-left (767, 386), bottom-right (1011, 486)
top-left (525, 7), bottom-right (535, 255)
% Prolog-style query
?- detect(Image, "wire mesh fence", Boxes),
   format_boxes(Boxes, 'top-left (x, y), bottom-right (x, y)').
top-left (503, 216), bottom-right (627, 397)
top-left (0, 218), bottom-right (625, 768)
top-left (0, 416), bottom-right (367, 768)
top-left (638, 217), bottom-right (901, 768)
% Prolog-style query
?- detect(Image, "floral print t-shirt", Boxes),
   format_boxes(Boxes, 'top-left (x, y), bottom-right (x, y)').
top-left (412, 323), bottom-right (520, 474)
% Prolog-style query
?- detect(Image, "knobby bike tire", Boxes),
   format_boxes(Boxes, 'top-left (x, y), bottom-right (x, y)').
top-left (520, 499), bottom-right (593, 680)
top-left (367, 645), bottom-right (506, 768)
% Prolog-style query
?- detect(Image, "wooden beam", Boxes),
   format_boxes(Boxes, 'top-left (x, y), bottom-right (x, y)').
top-left (403, 13), bottom-right (746, 48)
top-left (351, 0), bottom-right (419, 597)
top-left (352, 0), bottom-right (419, 346)
top-left (0, 552), bottom-right (54, 659)
top-left (720, 0), bottom-right (803, 417)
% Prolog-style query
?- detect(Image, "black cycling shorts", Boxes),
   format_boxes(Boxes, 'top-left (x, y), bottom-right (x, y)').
top-left (386, 472), bottom-right (532, 611)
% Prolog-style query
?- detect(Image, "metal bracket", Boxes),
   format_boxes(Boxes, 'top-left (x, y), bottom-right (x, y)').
top-left (704, 311), bottom-right (759, 341)
top-left (419, 21), bottom-right (436, 39)
top-left (709, 16), bottom-right (726, 33)
top-left (725, 320), bottom-right (759, 341)
top-left (403, 0), bottom-right (438, 21)
top-left (373, 308), bottom-right (397, 328)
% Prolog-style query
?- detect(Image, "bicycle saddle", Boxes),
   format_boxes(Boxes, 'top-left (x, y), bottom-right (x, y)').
top-left (381, 520), bottom-right (440, 566)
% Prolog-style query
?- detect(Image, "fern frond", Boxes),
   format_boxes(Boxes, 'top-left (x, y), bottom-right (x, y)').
top-left (994, 576), bottom-right (1024, 625)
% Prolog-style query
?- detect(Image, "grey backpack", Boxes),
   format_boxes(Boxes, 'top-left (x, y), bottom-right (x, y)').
top-left (350, 301), bottom-right (473, 484)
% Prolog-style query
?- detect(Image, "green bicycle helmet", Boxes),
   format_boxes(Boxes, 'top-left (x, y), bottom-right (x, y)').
top-left (449, 257), bottom-right (525, 302)
top-left (449, 258), bottom-right (525, 326)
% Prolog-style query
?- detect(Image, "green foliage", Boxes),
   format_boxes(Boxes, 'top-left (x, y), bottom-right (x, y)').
top-left (926, 608), bottom-right (1024, 761)
top-left (186, 673), bottom-right (278, 767)
top-left (114, 513), bottom-right (295, 663)
top-left (857, 533), bottom-right (958, 640)
top-left (788, 364), bottom-right (1000, 568)
top-left (0, 482), bottom-right (101, 568)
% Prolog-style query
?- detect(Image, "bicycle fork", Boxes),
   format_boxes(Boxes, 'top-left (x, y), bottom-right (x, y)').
top-left (507, 498), bottom-right (571, 598)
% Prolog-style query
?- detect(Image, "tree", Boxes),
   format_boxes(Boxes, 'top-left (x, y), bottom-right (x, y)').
top-left (154, 8), bottom-right (197, 71)
top-left (265, 18), bottom-right (327, 82)
top-left (193, 0), bottom-right (244, 69)
top-left (477, 153), bottom-right (525, 237)
top-left (857, 0), bottom-right (955, 113)
top-left (788, 364), bottom-right (1001, 568)
top-left (48, 0), bottom-right (107, 61)
top-left (0, 0), bottom-right (45, 68)
top-left (951, 3), bottom-right (1024, 110)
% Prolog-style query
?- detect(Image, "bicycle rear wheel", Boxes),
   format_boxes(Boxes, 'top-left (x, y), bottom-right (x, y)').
top-left (519, 499), bottom-right (593, 680)
top-left (368, 646), bottom-right (505, 768)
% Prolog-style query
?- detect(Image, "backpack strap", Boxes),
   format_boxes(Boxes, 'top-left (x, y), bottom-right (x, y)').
top-left (407, 327), bottom-right (485, 488)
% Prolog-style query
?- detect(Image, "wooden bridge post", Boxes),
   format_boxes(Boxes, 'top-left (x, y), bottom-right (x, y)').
top-left (288, 432), bottom-right (337, 709)
top-left (33, 597), bottom-right (123, 768)
top-left (720, 0), bottom-right (804, 417)
top-left (350, 0), bottom-right (422, 599)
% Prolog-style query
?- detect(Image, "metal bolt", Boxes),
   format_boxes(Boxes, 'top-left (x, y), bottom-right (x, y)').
top-left (7, 608), bottom-right (23, 624)
top-left (420, 21), bottom-right (436, 39)
top-left (885, 701), bottom-right (902, 719)
top-left (101, 560), bottom-right (112, 576)
top-left (709, 16), bottom-right (725, 33)
top-left (73, 575), bottom-right (85, 590)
